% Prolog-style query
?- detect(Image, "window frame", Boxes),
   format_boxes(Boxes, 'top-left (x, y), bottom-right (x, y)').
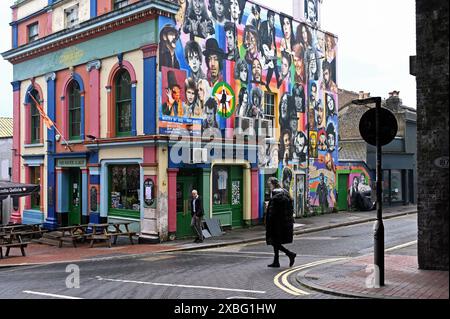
top-left (27, 22), bottom-right (39, 43)
top-left (113, 0), bottom-right (129, 10)
top-left (30, 166), bottom-right (41, 210)
top-left (68, 81), bottom-right (82, 140)
top-left (30, 90), bottom-right (41, 144)
top-left (108, 164), bottom-right (140, 219)
top-left (115, 70), bottom-right (133, 137)
top-left (64, 4), bottom-right (79, 28)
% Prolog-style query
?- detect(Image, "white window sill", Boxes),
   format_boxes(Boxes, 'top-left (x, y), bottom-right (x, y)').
top-left (24, 143), bottom-right (44, 148)
top-left (61, 140), bottom-right (84, 145)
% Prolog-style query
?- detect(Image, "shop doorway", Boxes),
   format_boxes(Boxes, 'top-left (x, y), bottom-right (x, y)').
top-left (294, 173), bottom-right (306, 218)
top-left (68, 168), bottom-right (81, 225)
top-left (176, 175), bottom-right (198, 238)
top-left (337, 173), bottom-right (349, 211)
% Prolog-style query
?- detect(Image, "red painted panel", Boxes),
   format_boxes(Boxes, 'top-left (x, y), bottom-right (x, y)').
top-left (12, 90), bottom-right (21, 183)
top-left (167, 169), bottom-right (178, 233)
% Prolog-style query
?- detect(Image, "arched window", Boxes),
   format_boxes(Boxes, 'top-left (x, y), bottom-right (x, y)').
top-left (115, 70), bottom-right (132, 136)
top-left (30, 89), bottom-right (41, 144)
top-left (68, 80), bottom-right (81, 139)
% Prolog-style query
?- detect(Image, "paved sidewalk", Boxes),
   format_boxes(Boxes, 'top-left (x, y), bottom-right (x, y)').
top-left (0, 205), bottom-right (416, 268)
top-left (296, 244), bottom-right (449, 299)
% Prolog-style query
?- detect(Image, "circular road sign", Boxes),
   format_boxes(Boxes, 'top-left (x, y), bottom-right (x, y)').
top-left (359, 108), bottom-right (398, 146)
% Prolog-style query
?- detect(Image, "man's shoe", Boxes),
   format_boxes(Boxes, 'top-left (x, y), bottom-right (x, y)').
top-left (288, 252), bottom-right (297, 267)
top-left (267, 262), bottom-right (280, 268)
top-left (193, 238), bottom-right (199, 243)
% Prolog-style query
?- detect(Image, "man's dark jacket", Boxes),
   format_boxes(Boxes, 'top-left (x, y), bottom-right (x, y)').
top-left (265, 188), bottom-right (294, 245)
top-left (191, 196), bottom-right (204, 217)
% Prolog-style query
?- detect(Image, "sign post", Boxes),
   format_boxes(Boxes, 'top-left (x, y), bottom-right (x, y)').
top-left (354, 97), bottom-right (398, 287)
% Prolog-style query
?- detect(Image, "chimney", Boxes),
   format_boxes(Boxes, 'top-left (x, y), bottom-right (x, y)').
top-left (358, 91), bottom-right (365, 99)
top-left (386, 91), bottom-right (402, 111)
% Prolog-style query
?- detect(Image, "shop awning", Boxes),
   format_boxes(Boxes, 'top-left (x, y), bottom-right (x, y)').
top-left (0, 181), bottom-right (40, 199)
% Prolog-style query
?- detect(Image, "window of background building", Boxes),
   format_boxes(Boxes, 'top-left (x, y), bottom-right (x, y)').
top-left (65, 5), bottom-right (79, 28)
top-left (30, 89), bottom-right (41, 144)
top-left (114, 0), bottom-right (129, 10)
top-left (28, 22), bottom-right (39, 43)
top-left (115, 70), bottom-right (132, 136)
top-left (68, 81), bottom-right (81, 139)
top-left (30, 166), bottom-right (40, 210)
top-left (109, 165), bottom-right (140, 218)
top-left (212, 166), bottom-right (229, 205)
top-left (391, 170), bottom-right (403, 202)
top-left (383, 170), bottom-right (390, 204)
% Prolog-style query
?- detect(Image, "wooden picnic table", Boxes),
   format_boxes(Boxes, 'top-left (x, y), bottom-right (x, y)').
top-left (54, 224), bottom-right (90, 248)
top-left (0, 229), bottom-right (29, 259)
top-left (87, 222), bottom-right (137, 248)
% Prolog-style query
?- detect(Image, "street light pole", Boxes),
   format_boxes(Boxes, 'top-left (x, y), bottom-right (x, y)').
top-left (374, 97), bottom-right (384, 287)
top-left (353, 96), bottom-right (384, 286)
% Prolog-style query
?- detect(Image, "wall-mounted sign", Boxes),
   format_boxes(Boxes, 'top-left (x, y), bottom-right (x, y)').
top-left (434, 156), bottom-right (449, 169)
top-left (56, 158), bottom-right (86, 167)
top-left (90, 187), bottom-right (98, 212)
top-left (144, 178), bottom-right (155, 207)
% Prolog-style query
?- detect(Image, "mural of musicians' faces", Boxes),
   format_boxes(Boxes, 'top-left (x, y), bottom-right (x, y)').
top-left (158, 1), bottom-right (338, 207)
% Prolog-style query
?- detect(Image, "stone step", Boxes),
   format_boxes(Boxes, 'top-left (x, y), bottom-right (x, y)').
top-left (33, 237), bottom-right (60, 247)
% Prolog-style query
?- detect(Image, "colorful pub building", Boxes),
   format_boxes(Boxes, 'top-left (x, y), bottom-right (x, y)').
top-left (2, 0), bottom-right (338, 242)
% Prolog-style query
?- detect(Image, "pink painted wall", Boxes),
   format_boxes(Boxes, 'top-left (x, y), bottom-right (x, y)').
top-left (88, 67), bottom-right (101, 140)
top-left (167, 169), bottom-right (178, 233)
top-left (12, 90), bottom-right (21, 183)
top-left (18, 12), bottom-right (49, 47)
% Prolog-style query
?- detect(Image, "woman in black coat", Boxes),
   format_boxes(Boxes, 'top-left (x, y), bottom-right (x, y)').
top-left (265, 177), bottom-right (297, 268)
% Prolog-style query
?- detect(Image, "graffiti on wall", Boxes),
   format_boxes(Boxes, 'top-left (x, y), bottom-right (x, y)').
top-left (158, 0), bottom-right (338, 211)
top-left (348, 170), bottom-right (375, 211)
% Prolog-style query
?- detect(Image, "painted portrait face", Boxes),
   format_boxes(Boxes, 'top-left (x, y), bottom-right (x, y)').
top-left (280, 94), bottom-right (288, 118)
top-left (295, 133), bottom-right (306, 152)
top-left (226, 30), bottom-right (235, 52)
top-left (310, 133), bottom-right (317, 148)
top-left (269, 14), bottom-right (275, 28)
top-left (289, 116), bottom-right (298, 133)
top-left (327, 94), bottom-right (335, 113)
top-left (239, 65), bottom-right (248, 82)
top-left (186, 88), bottom-right (196, 104)
top-left (206, 105), bottom-right (215, 125)
top-left (327, 132), bottom-right (335, 151)
top-left (197, 81), bottom-right (207, 102)
top-left (281, 56), bottom-right (290, 77)
top-left (193, 0), bottom-right (204, 16)
top-left (171, 86), bottom-right (181, 101)
top-left (252, 93), bottom-right (260, 106)
top-left (294, 54), bottom-right (305, 79)
top-left (302, 25), bottom-right (308, 44)
top-left (317, 105), bottom-right (324, 126)
top-left (311, 84), bottom-right (317, 100)
top-left (283, 133), bottom-right (291, 147)
top-left (208, 54), bottom-right (220, 78)
top-left (282, 17), bottom-right (291, 39)
top-left (294, 87), bottom-right (304, 112)
top-left (215, 0), bottom-right (225, 18)
top-left (323, 67), bottom-right (331, 85)
top-left (245, 31), bottom-right (257, 55)
top-left (309, 52), bottom-right (317, 74)
top-left (188, 51), bottom-right (201, 73)
top-left (353, 177), bottom-right (359, 188)
top-left (318, 133), bottom-right (327, 150)
top-left (166, 32), bottom-right (177, 49)
top-left (307, 0), bottom-right (316, 21)
top-left (325, 153), bottom-right (334, 171)
top-left (241, 91), bottom-right (248, 107)
top-left (308, 110), bottom-right (315, 127)
top-left (317, 32), bottom-right (326, 53)
top-left (230, 0), bottom-right (241, 20)
top-left (252, 59), bottom-right (262, 82)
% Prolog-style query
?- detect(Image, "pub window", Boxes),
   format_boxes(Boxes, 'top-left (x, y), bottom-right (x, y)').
top-left (115, 69), bottom-right (132, 136)
top-left (390, 170), bottom-right (403, 203)
top-left (65, 4), bottom-right (79, 28)
top-left (30, 166), bottom-right (41, 210)
top-left (28, 22), bottom-right (39, 42)
top-left (68, 80), bottom-right (81, 139)
top-left (113, 0), bottom-right (129, 10)
top-left (30, 89), bottom-right (41, 144)
top-left (109, 164), bottom-right (140, 219)
top-left (212, 166), bottom-right (229, 205)
top-left (264, 92), bottom-right (275, 117)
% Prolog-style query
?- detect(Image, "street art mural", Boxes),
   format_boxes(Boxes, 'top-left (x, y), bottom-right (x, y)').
top-left (158, 0), bottom-right (338, 214)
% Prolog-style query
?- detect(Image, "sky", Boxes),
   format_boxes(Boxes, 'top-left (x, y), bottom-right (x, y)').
top-left (0, 0), bottom-right (417, 117)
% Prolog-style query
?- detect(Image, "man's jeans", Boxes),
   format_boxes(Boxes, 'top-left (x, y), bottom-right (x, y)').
top-left (191, 215), bottom-right (203, 239)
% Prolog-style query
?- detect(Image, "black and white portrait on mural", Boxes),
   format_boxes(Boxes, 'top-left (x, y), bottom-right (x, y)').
top-left (304, 0), bottom-right (318, 27)
top-left (224, 22), bottom-right (240, 61)
top-left (236, 87), bottom-right (250, 118)
top-left (325, 92), bottom-right (337, 119)
top-left (184, 40), bottom-right (206, 83)
top-left (234, 58), bottom-right (249, 83)
top-left (260, 10), bottom-right (280, 91)
top-left (292, 83), bottom-right (306, 113)
top-left (293, 131), bottom-right (308, 164)
top-left (249, 87), bottom-right (264, 119)
top-left (159, 24), bottom-right (180, 70)
top-left (183, 0), bottom-right (215, 39)
top-left (208, 0), bottom-right (231, 24)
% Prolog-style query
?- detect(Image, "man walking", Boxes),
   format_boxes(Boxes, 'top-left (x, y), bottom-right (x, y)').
top-left (265, 177), bottom-right (297, 268)
top-left (190, 190), bottom-right (204, 243)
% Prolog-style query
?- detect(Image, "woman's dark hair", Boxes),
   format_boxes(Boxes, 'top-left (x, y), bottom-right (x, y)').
top-left (208, 0), bottom-right (231, 21)
top-left (268, 177), bottom-right (281, 188)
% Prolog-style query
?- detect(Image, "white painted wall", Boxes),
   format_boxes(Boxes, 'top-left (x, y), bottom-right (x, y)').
top-left (52, 0), bottom-right (90, 33)
top-left (16, 0), bottom-right (48, 21)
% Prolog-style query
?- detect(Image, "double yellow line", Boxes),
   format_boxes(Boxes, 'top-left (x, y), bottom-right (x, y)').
top-left (273, 258), bottom-right (347, 296)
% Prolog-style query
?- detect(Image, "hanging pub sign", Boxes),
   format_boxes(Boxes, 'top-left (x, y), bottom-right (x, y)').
top-left (144, 178), bottom-right (156, 207)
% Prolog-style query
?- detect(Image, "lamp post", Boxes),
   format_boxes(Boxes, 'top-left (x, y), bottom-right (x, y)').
top-left (352, 96), bottom-right (384, 286)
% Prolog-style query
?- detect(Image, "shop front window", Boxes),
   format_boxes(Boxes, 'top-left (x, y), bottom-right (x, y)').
top-left (391, 170), bottom-right (403, 202)
top-left (30, 166), bottom-right (41, 210)
top-left (212, 166), bottom-right (229, 205)
top-left (383, 170), bottom-right (390, 204)
top-left (109, 164), bottom-right (140, 218)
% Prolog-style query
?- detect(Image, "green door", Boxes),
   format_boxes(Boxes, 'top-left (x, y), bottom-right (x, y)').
top-left (338, 173), bottom-right (349, 211)
top-left (230, 166), bottom-right (243, 227)
top-left (68, 168), bottom-right (81, 225)
top-left (176, 176), bottom-right (198, 238)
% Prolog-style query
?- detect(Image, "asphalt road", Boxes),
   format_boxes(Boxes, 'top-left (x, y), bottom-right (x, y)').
top-left (0, 214), bottom-right (417, 300)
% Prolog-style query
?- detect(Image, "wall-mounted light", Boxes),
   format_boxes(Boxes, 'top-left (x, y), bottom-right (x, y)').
top-left (55, 134), bottom-right (61, 142)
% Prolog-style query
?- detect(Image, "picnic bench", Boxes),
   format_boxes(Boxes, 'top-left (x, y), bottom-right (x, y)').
top-left (54, 224), bottom-right (90, 248)
top-left (87, 222), bottom-right (137, 248)
top-left (0, 227), bottom-right (31, 259)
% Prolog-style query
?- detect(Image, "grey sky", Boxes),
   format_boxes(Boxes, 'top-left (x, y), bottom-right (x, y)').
top-left (0, 0), bottom-right (416, 117)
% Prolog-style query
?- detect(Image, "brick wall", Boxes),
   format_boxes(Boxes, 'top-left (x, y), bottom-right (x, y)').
top-left (416, 0), bottom-right (449, 270)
